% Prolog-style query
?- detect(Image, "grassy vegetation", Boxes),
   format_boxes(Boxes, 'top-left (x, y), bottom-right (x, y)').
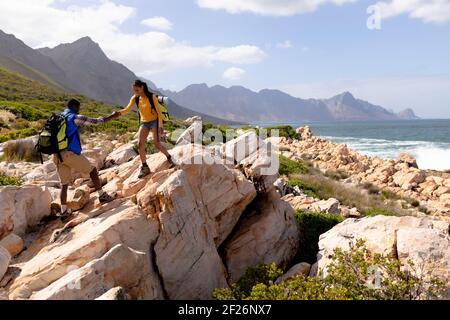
top-left (1, 138), bottom-right (41, 162)
top-left (279, 155), bottom-right (309, 176)
top-left (295, 211), bottom-right (344, 264)
top-left (214, 240), bottom-right (446, 300)
top-left (278, 153), bottom-right (420, 217)
top-left (0, 67), bottom-right (142, 143)
top-left (0, 174), bottom-right (22, 186)
top-left (213, 263), bottom-right (283, 300)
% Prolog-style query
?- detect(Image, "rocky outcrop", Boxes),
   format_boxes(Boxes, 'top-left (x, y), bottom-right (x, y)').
top-left (223, 190), bottom-right (300, 282)
top-left (317, 216), bottom-right (450, 297)
top-left (0, 246), bottom-right (10, 281)
top-left (0, 186), bottom-right (52, 238)
top-left (276, 262), bottom-right (311, 284)
top-left (276, 127), bottom-right (450, 216)
top-left (0, 234), bottom-right (24, 257)
top-left (1, 135), bottom-right (293, 300)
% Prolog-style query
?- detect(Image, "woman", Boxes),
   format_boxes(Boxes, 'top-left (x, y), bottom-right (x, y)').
top-left (116, 80), bottom-right (176, 178)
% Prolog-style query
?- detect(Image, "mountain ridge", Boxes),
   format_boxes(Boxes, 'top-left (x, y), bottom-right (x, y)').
top-left (0, 30), bottom-right (420, 123)
top-left (167, 83), bottom-right (420, 122)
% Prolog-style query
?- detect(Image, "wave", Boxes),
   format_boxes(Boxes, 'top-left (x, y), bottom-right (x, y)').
top-left (321, 136), bottom-right (450, 171)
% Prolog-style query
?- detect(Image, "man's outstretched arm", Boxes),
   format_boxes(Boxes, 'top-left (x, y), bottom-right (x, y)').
top-left (73, 113), bottom-right (118, 126)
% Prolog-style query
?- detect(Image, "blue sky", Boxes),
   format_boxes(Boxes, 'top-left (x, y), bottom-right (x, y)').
top-left (0, 0), bottom-right (449, 118)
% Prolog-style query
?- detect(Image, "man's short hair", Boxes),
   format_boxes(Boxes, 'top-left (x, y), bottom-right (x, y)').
top-left (68, 99), bottom-right (81, 109)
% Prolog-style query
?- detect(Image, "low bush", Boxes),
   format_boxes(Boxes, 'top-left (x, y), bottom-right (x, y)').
top-left (324, 170), bottom-right (349, 181)
top-left (279, 155), bottom-right (309, 176)
top-left (216, 240), bottom-right (446, 300)
top-left (364, 207), bottom-right (395, 217)
top-left (295, 211), bottom-right (344, 264)
top-left (265, 125), bottom-right (298, 139)
top-left (0, 174), bottom-right (22, 186)
top-left (1, 137), bottom-right (40, 162)
top-left (213, 263), bottom-right (283, 300)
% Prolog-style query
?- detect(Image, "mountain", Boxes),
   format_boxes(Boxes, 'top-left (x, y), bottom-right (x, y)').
top-left (397, 108), bottom-right (420, 120)
top-left (0, 30), bottom-right (70, 91)
top-left (38, 37), bottom-right (155, 106)
top-left (168, 85), bottom-right (420, 122)
top-left (0, 30), bottom-right (239, 125)
top-left (164, 84), bottom-right (333, 122)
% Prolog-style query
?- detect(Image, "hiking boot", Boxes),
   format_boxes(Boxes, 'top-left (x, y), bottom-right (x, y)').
top-left (99, 192), bottom-right (117, 204)
top-left (138, 165), bottom-right (151, 179)
top-left (167, 156), bottom-right (177, 169)
top-left (57, 209), bottom-right (73, 221)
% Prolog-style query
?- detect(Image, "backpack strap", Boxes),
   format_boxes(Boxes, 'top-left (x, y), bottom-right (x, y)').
top-left (135, 96), bottom-right (141, 124)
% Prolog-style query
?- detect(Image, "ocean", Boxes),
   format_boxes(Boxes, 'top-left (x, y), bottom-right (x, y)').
top-left (256, 120), bottom-right (450, 171)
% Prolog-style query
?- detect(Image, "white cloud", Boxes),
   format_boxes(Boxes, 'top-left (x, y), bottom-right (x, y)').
top-left (141, 16), bottom-right (173, 31)
top-left (276, 40), bottom-right (292, 49)
top-left (281, 74), bottom-right (450, 118)
top-left (223, 67), bottom-right (246, 80)
top-left (376, 0), bottom-right (450, 23)
top-left (0, 0), bottom-right (266, 74)
top-left (197, 0), bottom-right (357, 16)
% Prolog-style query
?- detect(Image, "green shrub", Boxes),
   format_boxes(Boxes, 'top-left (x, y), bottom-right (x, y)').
top-left (265, 125), bottom-right (298, 139)
top-left (213, 263), bottom-right (283, 300)
top-left (362, 182), bottom-right (380, 195)
top-left (0, 101), bottom-right (46, 121)
top-left (0, 174), bottom-right (22, 186)
top-left (364, 207), bottom-right (395, 217)
top-left (295, 211), bottom-right (344, 264)
top-left (0, 128), bottom-right (38, 143)
top-left (217, 240), bottom-right (446, 300)
top-left (324, 170), bottom-right (349, 181)
top-left (279, 155), bottom-right (309, 176)
top-left (288, 177), bottom-right (319, 198)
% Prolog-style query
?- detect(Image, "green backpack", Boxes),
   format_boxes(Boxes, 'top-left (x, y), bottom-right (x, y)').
top-left (35, 113), bottom-right (68, 163)
top-left (135, 94), bottom-right (171, 124)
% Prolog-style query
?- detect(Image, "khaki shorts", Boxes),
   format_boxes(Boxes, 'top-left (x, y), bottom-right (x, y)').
top-left (53, 151), bottom-right (95, 185)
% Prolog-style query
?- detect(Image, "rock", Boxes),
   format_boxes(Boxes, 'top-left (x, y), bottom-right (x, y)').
top-left (21, 161), bottom-right (59, 183)
top-left (341, 207), bottom-right (362, 219)
top-left (309, 262), bottom-right (318, 277)
top-left (139, 170), bottom-right (229, 299)
top-left (185, 116), bottom-right (202, 125)
top-left (434, 186), bottom-right (450, 198)
top-left (396, 228), bottom-right (449, 287)
top-left (67, 185), bottom-right (91, 212)
top-left (95, 287), bottom-right (127, 300)
top-left (310, 198), bottom-right (341, 215)
top-left (397, 153), bottom-right (419, 168)
top-left (317, 216), bottom-right (449, 297)
top-left (239, 146), bottom-right (279, 193)
top-left (276, 262), bottom-right (311, 284)
top-left (8, 202), bottom-right (162, 300)
top-left (30, 244), bottom-right (160, 300)
top-left (220, 131), bottom-right (259, 164)
top-left (81, 148), bottom-right (108, 171)
top-left (104, 143), bottom-right (138, 168)
top-left (0, 246), bottom-right (11, 281)
top-left (393, 169), bottom-right (426, 189)
top-left (440, 194), bottom-right (450, 208)
top-left (296, 126), bottom-right (313, 140)
top-left (0, 186), bottom-right (52, 238)
top-left (0, 233), bottom-right (24, 257)
top-left (223, 190), bottom-right (300, 282)
top-left (176, 120), bottom-right (202, 145)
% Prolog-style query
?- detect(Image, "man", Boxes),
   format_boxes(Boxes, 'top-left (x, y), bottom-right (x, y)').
top-left (54, 99), bottom-right (119, 219)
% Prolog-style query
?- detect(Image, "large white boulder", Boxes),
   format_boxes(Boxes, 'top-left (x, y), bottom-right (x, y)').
top-left (0, 186), bottom-right (52, 238)
top-left (223, 190), bottom-right (300, 282)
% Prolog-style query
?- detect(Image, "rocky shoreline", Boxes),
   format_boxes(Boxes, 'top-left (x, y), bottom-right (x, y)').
top-left (274, 126), bottom-right (450, 219)
top-left (0, 122), bottom-right (449, 300)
